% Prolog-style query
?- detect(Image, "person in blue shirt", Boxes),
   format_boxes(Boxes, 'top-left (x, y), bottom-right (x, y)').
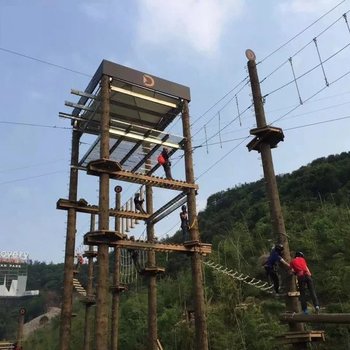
top-left (263, 243), bottom-right (290, 293)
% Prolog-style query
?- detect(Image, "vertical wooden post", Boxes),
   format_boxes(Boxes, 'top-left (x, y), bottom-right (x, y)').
top-left (146, 184), bottom-right (157, 350)
top-left (111, 188), bottom-right (122, 350)
top-left (246, 53), bottom-right (306, 348)
top-left (17, 308), bottom-right (25, 347)
top-left (125, 201), bottom-right (130, 232)
top-left (130, 198), bottom-right (135, 228)
top-left (182, 101), bottom-right (209, 350)
top-left (95, 74), bottom-right (110, 350)
top-left (59, 127), bottom-right (81, 350)
top-left (83, 214), bottom-right (96, 350)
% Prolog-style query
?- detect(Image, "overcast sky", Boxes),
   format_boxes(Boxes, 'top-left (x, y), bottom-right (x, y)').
top-left (1, 0), bottom-right (350, 263)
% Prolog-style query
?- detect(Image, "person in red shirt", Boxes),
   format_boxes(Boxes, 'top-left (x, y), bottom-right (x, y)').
top-left (290, 251), bottom-right (320, 314)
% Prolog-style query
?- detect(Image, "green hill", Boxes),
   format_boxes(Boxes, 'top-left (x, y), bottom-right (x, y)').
top-left (19, 152), bottom-right (350, 349)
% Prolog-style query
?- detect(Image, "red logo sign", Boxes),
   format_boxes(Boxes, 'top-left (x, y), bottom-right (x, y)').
top-left (143, 74), bottom-right (155, 87)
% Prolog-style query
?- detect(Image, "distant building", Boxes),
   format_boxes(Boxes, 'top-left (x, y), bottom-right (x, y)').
top-left (0, 253), bottom-right (39, 298)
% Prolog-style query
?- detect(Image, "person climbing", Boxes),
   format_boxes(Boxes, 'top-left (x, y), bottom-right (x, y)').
top-left (130, 250), bottom-right (141, 273)
top-left (262, 243), bottom-right (290, 294)
top-left (134, 193), bottom-right (146, 214)
top-left (180, 205), bottom-right (190, 241)
top-left (75, 253), bottom-right (84, 271)
top-left (158, 147), bottom-right (173, 180)
top-left (290, 251), bottom-right (320, 314)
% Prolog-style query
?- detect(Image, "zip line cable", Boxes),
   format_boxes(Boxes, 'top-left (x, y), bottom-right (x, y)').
top-left (0, 159), bottom-right (68, 173)
top-left (196, 137), bottom-right (250, 180)
top-left (264, 41), bottom-right (350, 98)
top-left (0, 121), bottom-right (71, 129)
top-left (271, 67), bottom-right (350, 124)
top-left (192, 79), bottom-right (250, 138)
top-left (190, 76), bottom-right (249, 128)
top-left (258, 0), bottom-right (347, 64)
top-left (0, 170), bottom-right (65, 186)
top-left (0, 47), bottom-right (92, 78)
top-left (260, 9), bottom-right (350, 83)
top-left (285, 114), bottom-right (350, 131)
top-left (194, 115), bottom-right (350, 149)
top-left (194, 93), bottom-right (350, 145)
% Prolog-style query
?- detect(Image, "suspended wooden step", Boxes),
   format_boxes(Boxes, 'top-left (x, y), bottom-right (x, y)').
top-left (87, 159), bottom-right (198, 191)
top-left (110, 284), bottom-right (127, 293)
top-left (57, 198), bottom-right (150, 220)
top-left (140, 266), bottom-right (165, 276)
top-left (80, 296), bottom-right (96, 306)
top-left (276, 331), bottom-right (325, 345)
top-left (247, 126), bottom-right (284, 152)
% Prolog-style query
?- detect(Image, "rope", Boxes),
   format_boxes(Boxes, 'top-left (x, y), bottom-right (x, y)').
top-left (203, 260), bottom-right (274, 294)
top-left (289, 57), bottom-right (303, 105)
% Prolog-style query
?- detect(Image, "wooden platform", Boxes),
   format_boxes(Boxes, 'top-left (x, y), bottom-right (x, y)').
top-left (287, 291), bottom-right (300, 297)
top-left (83, 250), bottom-right (98, 258)
top-left (247, 126), bottom-right (284, 152)
top-left (276, 331), bottom-right (325, 345)
top-left (87, 160), bottom-right (198, 191)
top-left (84, 230), bottom-right (126, 245)
top-left (57, 198), bottom-right (150, 220)
top-left (88, 158), bottom-right (122, 172)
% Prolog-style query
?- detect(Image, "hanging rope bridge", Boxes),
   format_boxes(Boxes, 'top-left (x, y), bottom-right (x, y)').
top-left (203, 260), bottom-right (274, 294)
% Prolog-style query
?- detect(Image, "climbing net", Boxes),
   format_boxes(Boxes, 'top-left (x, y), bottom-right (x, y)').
top-left (120, 249), bottom-right (147, 284)
top-left (204, 260), bottom-right (274, 294)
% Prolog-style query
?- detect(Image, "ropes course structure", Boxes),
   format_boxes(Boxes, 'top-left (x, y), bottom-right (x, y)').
top-left (203, 260), bottom-right (274, 294)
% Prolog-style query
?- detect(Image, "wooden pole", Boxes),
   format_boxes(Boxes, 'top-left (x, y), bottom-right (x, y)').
top-left (247, 53), bottom-right (306, 349)
top-left (95, 74), bottom-right (110, 350)
top-left (182, 100), bottom-right (209, 350)
top-left (83, 214), bottom-right (96, 350)
top-left (17, 308), bottom-right (25, 347)
top-left (111, 188), bottom-right (122, 350)
top-left (280, 313), bottom-right (350, 324)
top-left (145, 145), bottom-right (158, 350)
top-left (59, 127), bottom-right (81, 350)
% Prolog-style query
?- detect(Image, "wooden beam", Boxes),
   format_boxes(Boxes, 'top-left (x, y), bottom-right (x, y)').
top-left (84, 237), bottom-right (212, 255)
top-left (57, 198), bottom-right (150, 220)
top-left (87, 165), bottom-right (198, 191)
top-left (148, 192), bottom-right (187, 223)
top-left (280, 313), bottom-right (350, 324)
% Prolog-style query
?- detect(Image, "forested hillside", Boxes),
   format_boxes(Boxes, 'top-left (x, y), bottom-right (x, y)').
top-left (17, 152), bottom-right (350, 348)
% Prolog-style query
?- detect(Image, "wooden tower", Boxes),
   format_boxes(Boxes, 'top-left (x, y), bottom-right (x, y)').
top-left (57, 60), bottom-right (211, 350)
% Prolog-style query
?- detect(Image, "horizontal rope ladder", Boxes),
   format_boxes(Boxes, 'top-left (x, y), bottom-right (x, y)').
top-left (204, 260), bottom-right (274, 294)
